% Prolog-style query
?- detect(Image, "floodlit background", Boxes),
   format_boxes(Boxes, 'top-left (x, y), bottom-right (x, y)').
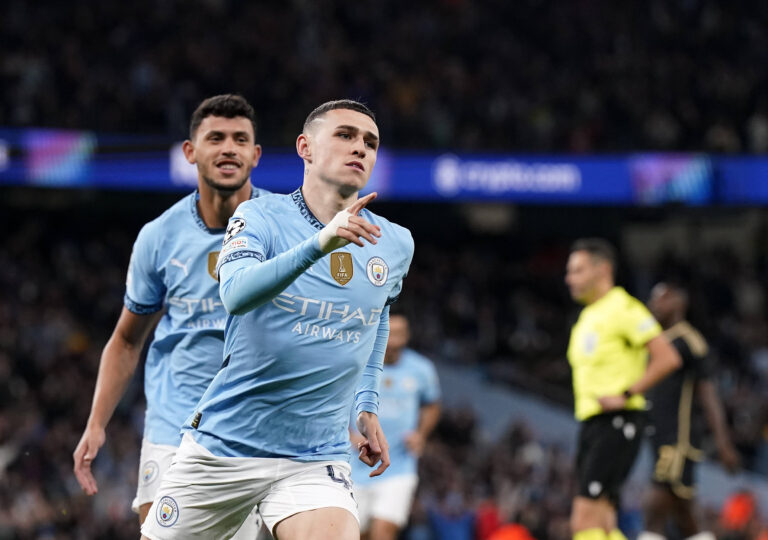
top-left (3, 1), bottom-right (768, 539)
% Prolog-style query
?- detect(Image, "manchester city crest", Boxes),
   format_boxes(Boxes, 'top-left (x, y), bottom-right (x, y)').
top-left (157, 495), bottom-right (179, 527)
top-left (366, 257), bottom-right (388, 287)
top-left (141, 460), bottom-right (159, 485)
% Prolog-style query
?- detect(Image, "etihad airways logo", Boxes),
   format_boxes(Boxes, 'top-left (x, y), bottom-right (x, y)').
top-left (272, 293), bottom-right (383, 326)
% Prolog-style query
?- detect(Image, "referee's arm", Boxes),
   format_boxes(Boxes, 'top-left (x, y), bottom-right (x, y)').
top-left (598, 335), bottom-right (681, 411)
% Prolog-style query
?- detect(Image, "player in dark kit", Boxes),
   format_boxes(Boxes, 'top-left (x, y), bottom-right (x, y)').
top-left (638, 282), bottom-right (740, 540)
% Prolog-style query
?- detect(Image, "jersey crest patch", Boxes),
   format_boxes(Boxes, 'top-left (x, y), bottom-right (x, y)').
top-left (156, 495), bottom-right (179, 527)
top-left (224, 218), bottom-right (246, 243)
top-left (366, 257), bottom-right (388, 287)
top-left (330, 252), bottom-right (353, 285)
top-left (141, 460), bottom-right (159, 485)
top-left (207, 252), bottom-right (220, 280)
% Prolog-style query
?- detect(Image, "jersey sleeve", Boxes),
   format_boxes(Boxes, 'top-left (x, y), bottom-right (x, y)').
top-left (215, 201), bottom-right (271, 276)
top-left (386, 228), bottom-right (415, 305)
top-left (124, 222), bottom-right (165, 315)
top-left (419, 358), bottom-right (441, 405)
top-left (354, 306), bottom-right (390, 415)
top-left (217, 201), bottom-right (325, 315)
top-left (620, 296), bottom-right (662, 347)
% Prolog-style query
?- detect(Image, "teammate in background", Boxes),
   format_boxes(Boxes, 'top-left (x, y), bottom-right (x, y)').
top-left (73, 94), bottom-right (267, 536)
top-left (638, 282), bottom-right (740, 540)
top-left (141, 99), bottom-right (414, 540)
top-left (350, 313), bottom-right (441, 540)
top-left (565, 238), bottom-right (681, 540)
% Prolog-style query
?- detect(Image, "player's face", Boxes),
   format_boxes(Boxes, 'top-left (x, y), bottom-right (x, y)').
top-left (648, 283), bottom-right (676, 323)
top-left (303, 109), bottom-right (379, 196)
top-left (184, 115), bottom-right (262, 192)
top-left (384, 315), bottom-right (410, 364)
top-left (565, 251), bottom-right (601, 304)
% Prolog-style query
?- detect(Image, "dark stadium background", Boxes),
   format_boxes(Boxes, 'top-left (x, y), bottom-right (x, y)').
top-left (3, 1), bottom-right (768, 539)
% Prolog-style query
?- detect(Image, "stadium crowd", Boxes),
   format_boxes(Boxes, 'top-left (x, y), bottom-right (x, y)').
top-left (3, 0), bottom-right (768, 153)
top-left (1, 204), bottom-right (768, 538)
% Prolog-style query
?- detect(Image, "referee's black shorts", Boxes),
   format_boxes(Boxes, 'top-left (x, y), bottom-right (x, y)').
top-left (575, 410), bottom-right (646, 507)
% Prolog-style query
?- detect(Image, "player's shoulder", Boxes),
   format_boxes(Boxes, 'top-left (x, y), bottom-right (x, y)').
top-left (135, 192), bottom-right (196, 244)
top-left (402, 348), bottom-right (436, 370)
top-left (362, 208), bottom-right (414, 253)
top-left (674, 321), bottom-right (709, 357)
top-left (233, 191), bottom-right (289, 219)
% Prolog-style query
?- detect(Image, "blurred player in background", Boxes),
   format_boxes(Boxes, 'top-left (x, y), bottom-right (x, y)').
top-left (72, 94), bottom-right (267, 535)
top-left (565, 238), bottom-right (681, 540)
top-left (350, 312), bottom-right (441, 540)
top-left (141, 99), bottom-right (414, 540)
top-left (639, 282), bottom-right (740, 540)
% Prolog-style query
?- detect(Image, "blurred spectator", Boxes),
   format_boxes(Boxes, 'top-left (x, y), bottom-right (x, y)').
top-left (3, 1), bottom-right (768, 153)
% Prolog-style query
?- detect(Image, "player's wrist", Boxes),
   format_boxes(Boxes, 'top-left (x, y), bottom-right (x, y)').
top-left (622, 388), bottom-right (634, 399)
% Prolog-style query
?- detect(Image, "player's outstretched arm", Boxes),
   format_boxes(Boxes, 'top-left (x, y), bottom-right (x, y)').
top-left (598, 334), bottom-right (681, 411)
top-left (219, 193), bottom-right (381, 315)
top-left (73, 307), bottom-right (160, 495)
top-left (698, 379), bottom-right (741, 472)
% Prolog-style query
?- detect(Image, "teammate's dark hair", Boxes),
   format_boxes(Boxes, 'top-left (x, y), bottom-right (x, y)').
top-left (571, 238), bottom-right (617, 272)
top-left (189, 94), bottom-right (257, 140)
top-left (303, 99), bottom-right (376, 133)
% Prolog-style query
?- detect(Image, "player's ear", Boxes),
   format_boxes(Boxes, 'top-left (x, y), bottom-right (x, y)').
top-left (251, 144), bottom-right (263, 168)
top-left (182, 140), bottom-right (196, 165)
top-left (296, 133), bottom-right (312, 162)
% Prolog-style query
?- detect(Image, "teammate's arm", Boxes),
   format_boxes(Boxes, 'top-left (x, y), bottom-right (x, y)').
top-left (698, 378), bottom-right (741, 472)
top-left (404, 402), bottom-right (441, 457)
top-left (219, 194), bottom-right (381, 315)
top-left (598, 334), bottom-right (681, 411)
top-left (73, 307), bottom-right (161, 495)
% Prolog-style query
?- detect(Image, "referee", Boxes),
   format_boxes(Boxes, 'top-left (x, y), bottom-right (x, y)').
top-left (565, 239), bottom-right (681, 540)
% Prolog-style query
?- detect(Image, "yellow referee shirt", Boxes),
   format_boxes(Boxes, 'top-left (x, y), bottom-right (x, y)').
top-left (568, 286), bottom-right (662, 421)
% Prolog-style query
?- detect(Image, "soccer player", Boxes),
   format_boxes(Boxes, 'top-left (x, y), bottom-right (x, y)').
top-left (350, 313), bottom-right (441, 540)
top-left (72, 94), bottom-right (267, 535)
top-left (638, 282), bottom-right (740, 540)
top-left (140, 99), bottom-right (414, 540)
top-left (565, 238), bottom-right (681, 540)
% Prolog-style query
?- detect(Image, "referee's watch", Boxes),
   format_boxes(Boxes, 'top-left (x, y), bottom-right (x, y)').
top-left (622, 389), bottom-right (634, 399)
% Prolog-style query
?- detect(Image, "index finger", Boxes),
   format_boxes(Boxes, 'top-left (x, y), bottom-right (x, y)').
top-left (369, 446), bottom-right (390, 477)
top-left (348, 192), bottom-right (377, 215)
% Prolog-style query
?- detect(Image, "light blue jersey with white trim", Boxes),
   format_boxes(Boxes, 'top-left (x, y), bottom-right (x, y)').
top-left (124, 187), bottom-right (268, 446)
top-left (184, 189), bottom-right (414, 461)
top-left (351, 348), bottom-right (440, 483)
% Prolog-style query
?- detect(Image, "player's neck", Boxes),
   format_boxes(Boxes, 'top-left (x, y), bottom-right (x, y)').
top-left (586, 281), bottom-right (614, 305)
top-left (301, 180), bottom-right (358, 225)
top-left (197, 182), bottom-right (252, 229)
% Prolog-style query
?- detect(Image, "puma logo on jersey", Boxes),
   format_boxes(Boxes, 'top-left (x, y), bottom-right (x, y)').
top-left (170, 257), bottom-right (191, 276)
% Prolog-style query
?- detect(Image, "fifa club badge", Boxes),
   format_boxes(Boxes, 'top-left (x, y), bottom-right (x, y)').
top-left (330, 252), bottom-right (353, 285)
top-left (207, 251), bottom-right (220, 280)
top-left (157, 495), bottom-right (179, 527)
top-left (366, 257), bottom-right (388, 287)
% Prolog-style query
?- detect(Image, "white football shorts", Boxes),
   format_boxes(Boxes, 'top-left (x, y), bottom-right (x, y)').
top-left (354, 473), bottom-right (418, 530)
top-left (133, 437), bottom-right (262, 538)
top-left (141, 433), bottom-right (358, 539)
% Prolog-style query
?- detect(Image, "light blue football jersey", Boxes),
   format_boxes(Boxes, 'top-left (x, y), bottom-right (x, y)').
top-left (124, 187), bottom-right (268, 447)
top-left (184, 188), bottom-right (415, 461)
top-left (351, 348), bottom-right (440, 484)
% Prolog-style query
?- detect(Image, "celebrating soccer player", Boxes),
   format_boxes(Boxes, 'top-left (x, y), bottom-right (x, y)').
top-left (350, 313), bottom-right (441, 540)
top-left (639, 282), bottom-right (740, 540)
top-left (72, 94), bottom-right (267, 535)
top-left (140, 99), bottom-right (414, 540)
top-left (564, 239), bottom-right (681, 540)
